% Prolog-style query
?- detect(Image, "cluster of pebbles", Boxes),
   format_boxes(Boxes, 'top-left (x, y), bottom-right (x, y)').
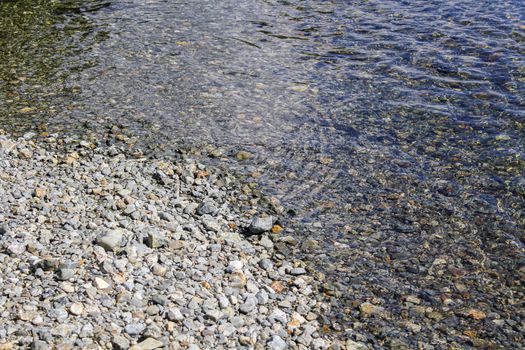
top-left (0, 132), bottom-right (361, 350)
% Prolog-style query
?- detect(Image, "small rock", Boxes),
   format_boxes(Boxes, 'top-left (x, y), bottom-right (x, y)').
top-left (259, 258), bottom-right (273, 270)
top-left (235, 151), bottom-right (252, 160)
top-left (57, 262), bottom-right (77, 281)
top-left (270, 281), bottom-right (285, 293)
top-left (467, 309), bottom-right (487, 320)
top-left (227, 260), bottom-right (243, 273)
top-left (69, 303), bottom-right (84, 316)
top-left (7, 243), bottom-right (25, 256)
top-left (289, 267), bottom-right (306, 275)
top-left (183, 202), bottom-right (199, 214)
top-left (112, 336), bottom-right (130, 350)
top-left (129, 338), bottom-right (163, 350)
top-left (197, 200), bottom-right (218, 216)
top-left (259, 236), bottom-right (274, 249)
top-left (166, 308), bottom-right (184, 321)
top-left (94, 277), bottom-right (110, 290)
top-left (151, 294), bottom-right (169, 306)
top-left (145, 231), bottom-right (165, 249)
top-left (31, 341), bottom-right (48, 350)
top-left (33, 188), bottom-right (47, 198)
top-left (270, 308), bottom-right (288, 324)
top-left (239, 296), bottom-right (257, 314)
top-left (18, 148), bottom-right (32, 159)
top-left (359, 302), bottom-right (384, 318)
top-left (205, 309), bottom-right (223, 322)
top-left (249, 216), bottom-right (274, 234)
top-left (97, 230), bottom-right (124, 252)
top-left (125, 323), bottom-right (145, 336)
top-left (152, 263), bottom-right (167, 277)
top-left (267, 336), bottom-right (287, 350)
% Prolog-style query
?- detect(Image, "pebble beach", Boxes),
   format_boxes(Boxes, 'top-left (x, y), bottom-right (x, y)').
top-left (0, 131), bottom-right (358, 350)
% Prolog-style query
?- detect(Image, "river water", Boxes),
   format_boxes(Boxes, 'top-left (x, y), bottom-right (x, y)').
top-left (1, 0), bottom-right (524, 347)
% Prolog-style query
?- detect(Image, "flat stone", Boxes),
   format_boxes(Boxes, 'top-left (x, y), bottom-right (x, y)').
top-left (129, 338), bottom-right (163, 350)
top-left (259, 235), bottom-right (274, 249)
top-left (290, 267), bottom-right (306, 275)
top-left (226, 260), bottom-right (243, 272)
top-left (125, 323), bottom-right (145, 336)
top-left (97, 230), bottom-right (124, 252)
top-left (57, 262), bottom-right (77, 281)
top-left (94, 277), bottom-right (110, 290)
top-left (151, 294), bottom-right (169, 306)
top-left (183, 202), bottom-right (199, 214)
top-left (69, 303), bottom-right (84, 316)
top-left (269, 308), bottom-right (287, 324)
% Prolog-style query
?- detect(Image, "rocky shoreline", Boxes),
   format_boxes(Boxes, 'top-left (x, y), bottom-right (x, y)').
top-left (0, 131), bottom-right (359, 350)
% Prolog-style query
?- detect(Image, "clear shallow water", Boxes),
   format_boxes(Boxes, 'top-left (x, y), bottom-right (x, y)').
top-left (1, 0), bottom-right (525, 346)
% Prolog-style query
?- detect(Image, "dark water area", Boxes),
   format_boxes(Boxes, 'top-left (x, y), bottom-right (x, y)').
top-left (1, 0), bottom-right (525, 347)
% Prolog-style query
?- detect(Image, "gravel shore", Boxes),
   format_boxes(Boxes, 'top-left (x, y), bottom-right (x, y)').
top-left (0, 132), bottom-right (358, 350)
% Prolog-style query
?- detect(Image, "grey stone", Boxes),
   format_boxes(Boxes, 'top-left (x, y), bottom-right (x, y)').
top-left (249, 216), bottom-right (274, 234)
top-left (112, 336), bottom-right (130, 350)
top-left (145, 231), bottom-right (165, 248)
top-left (239, 296), bottom-right (257, 314)
top-left (97, 229), bottom-right (124, 252)
top-left (269, 308), bottom-right (287, 324)
top-left (231, 316), bottom-right (244, 328)
top-left (259, 258), bottom-right (273, 270)
top-left (290, 268), bottom-right (307, 275)
top-left (57, 262), bottom-right (77, 281)
top-left (129, 338), bottom-right (163, 350)
top-left (31, 340), bottom-right (49, 350)
top-left (267, 336), bottom-right (287, 350)
top-left (197, 200), bottom-right (218, 216)
top-left (166, 308), bottom-right (184, 321)
top-left (125, 323), bottom-right (145, 336)
top-left (151, 294), bottom-right (169, 306)
top-left (226, 260), bottom-right (243, 272)
top-left (183, 202), bottom-right (199, 214)
top-left (259, 235), bottom-right (274, 249)
top-left (7, 243), bottom-right (25, 255)
top-left (205, 309), bottom-right (223, 322)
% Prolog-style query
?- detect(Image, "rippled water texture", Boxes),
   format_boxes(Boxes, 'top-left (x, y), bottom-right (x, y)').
top-left (1, 0), bottom-right (525, 346)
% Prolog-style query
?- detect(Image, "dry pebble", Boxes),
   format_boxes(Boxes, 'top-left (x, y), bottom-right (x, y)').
top-left (0, 133), bottom-right (343, 349)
